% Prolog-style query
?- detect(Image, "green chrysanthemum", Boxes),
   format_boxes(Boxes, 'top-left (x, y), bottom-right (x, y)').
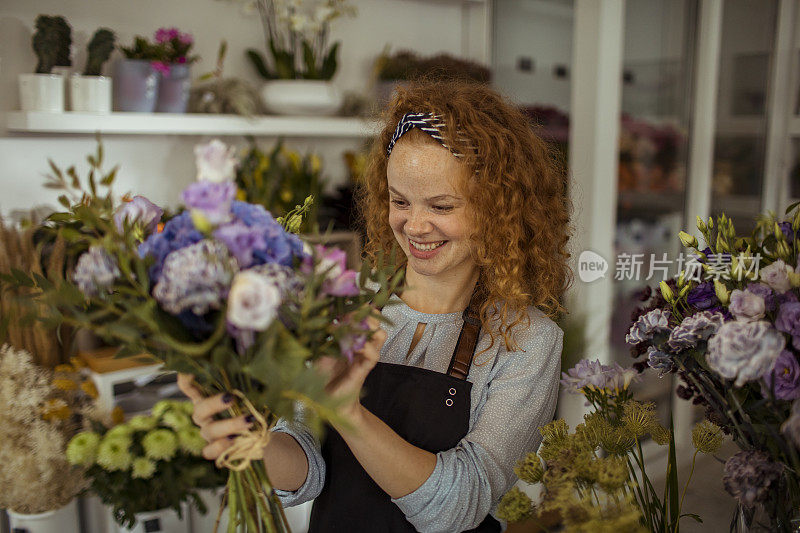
top-left (514, 452), bottom-right (544, 484)
top-left (128, 415), bottom-right (158, 431)
top-left (131, 457), bottom-right (157, 479)
top-left (496, 487), bottom-right (533, 523)
top-left (692, 420), bottom-right (724, 454)
top-left (105, 423), bottom-right (134, 442)
top-left (142, 428), bottom-right (178, 461)
top-left (162, 411), bottom-right (192, 431)
top-left (151, 400), bottom-right (178, 418)
top-left (66, 431), bottom-right (101, 466)
top-left (178, 427), bottom-right (206, 456)
top-left (97, 437), bottom-right (133, 471)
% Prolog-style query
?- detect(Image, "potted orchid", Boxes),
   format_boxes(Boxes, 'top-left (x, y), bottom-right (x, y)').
top-left (153, 27), bottom-right (199, 113)
top-left (243, 0), bottom-right (356, 115)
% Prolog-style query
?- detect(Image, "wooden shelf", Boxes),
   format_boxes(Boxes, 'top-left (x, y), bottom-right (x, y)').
top-left (5, 111), bottom-right (380, 138)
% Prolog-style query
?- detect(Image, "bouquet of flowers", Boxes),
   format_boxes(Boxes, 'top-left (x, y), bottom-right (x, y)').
top-left (625, 204), bottom-right (800, 531)
top-left (0, 345), bottom-right (98, 514)
top-left (499, 359), bottom-right (718, 532)
top-left (5, 139), bottom-right (402, 532)
top-left (66, 399), bottom-right (226, 528)
top-left (245, 0), bottom-right (356, 80)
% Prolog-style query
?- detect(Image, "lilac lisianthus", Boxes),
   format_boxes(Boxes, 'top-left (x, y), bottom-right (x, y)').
top-left (762, 350), bottom-right (800, 401)
top-left (226, 270), bottom-right (281, 331)
top-left (667, 311), bottom-right (725, 352)
top-left (72, 245), bottom-right (120, 297)
top-left (777, 290), bottom-right (799, 307)
top-left (723, 450), bottom-right (784, 508)
top-left (153, 240), bottom-right (238, 315)
top-left (687, 282), bottom-right (719, 310)
top-left (626, 308), bottom-right (671, 345)
top-left (306, 245), bottom-right (359, 297)
top-left (114, 196), bottom-right (163, 235)
top-left (746, 283), bottom-right (775, 312)
top-left (194, 139), bottom-right (238, 183)
top-left (776, 301), bottom-right (800, 350)
top-left (338, 318), bottom-right (369, 363)
top-left (760, 259), bottom-right (792, 294)
top-left (779, 221), bottom-right (795, 242)
top-left (214, 222), bottom-right (267, 268)
top-left (138, 212), bottom-right (204, 282)
top-left (182, 181), bottom-right (237, 225)
top-left (728, 289), bottom-right (766, 322)
top-left (560, 359), bottom-right (639, 393)
top-left (707, 320), bottom-right (786, 387)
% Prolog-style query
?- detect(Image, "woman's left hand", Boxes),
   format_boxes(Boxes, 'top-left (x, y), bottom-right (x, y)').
top-left (315, 314), bottom-right (387, 423)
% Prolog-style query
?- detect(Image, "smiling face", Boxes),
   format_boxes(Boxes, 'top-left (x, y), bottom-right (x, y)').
top-left (386, 135), bottom-right (477, 285)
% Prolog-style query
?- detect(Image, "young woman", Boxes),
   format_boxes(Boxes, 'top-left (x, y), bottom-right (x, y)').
top-left (179, 80), bottom-right (573, 532)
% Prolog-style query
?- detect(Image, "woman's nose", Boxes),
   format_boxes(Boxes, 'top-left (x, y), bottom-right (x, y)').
top-left (405, 208), bottom-right (433, 235)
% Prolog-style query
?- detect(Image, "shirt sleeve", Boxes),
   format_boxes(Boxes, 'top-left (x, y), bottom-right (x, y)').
top-left (270, 414), bottom-right (326, 507)
top-left (390, 318), bottom-right (563, 533)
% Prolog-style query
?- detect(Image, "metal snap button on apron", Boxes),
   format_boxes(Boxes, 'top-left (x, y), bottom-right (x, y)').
top-left (448, 387), bottom-right (456, 395)
top-left (445, 398), bottom-right (454, 407)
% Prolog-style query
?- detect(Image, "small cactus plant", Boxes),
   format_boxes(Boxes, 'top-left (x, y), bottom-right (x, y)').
top-left (84, 28), bottom-right (115, 76)
top-left (32, 14), bottom-right (72, 74)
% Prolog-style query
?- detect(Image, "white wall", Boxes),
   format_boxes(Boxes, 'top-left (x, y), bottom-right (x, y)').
top-left (0, 0), bottom-right (486, 215)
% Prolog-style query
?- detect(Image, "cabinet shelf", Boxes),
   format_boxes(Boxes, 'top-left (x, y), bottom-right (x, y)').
top-left (5, 111), bottom-right (381, 138)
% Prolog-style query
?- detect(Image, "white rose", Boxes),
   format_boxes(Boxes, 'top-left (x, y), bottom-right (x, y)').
top-left (227, 271), bottom-right (281, 331)
top-left (194, 139), bottom-right (238, 183)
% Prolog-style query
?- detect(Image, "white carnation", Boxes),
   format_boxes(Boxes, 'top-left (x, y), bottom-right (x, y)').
top-left (227, 271), bottom-right (281, 331)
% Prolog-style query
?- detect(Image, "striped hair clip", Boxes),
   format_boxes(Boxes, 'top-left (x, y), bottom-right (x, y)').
top-left (386, 112), bottom-right (465, 158)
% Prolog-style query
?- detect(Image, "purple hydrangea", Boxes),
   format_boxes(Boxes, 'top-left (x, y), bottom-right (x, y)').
top-left (667, 311), bottom-right (725, 352)
top-left (229, 201), bottom-right (306, 267)
top-left (626, 308), bottom-right (671, 345)
top-left (153, 240), bottom-right (238, 315)
top-left (728, 289), bottom-right (766, 322)
top-left (723, 450), bottom-right (784, 508)
top-left (687, 281), bottom-right (719, 310)
top-left (707, 320), bottom-right (786, 387)
top-left (746, 283), bottom-right (775, 312)
top-left (113, 196), bottom-right (163, 235)
top-left (776, 301), bottom-right (800, 351)
top-left (762, 350), bottom-right (800, 401)
top-left (138, 212), bottom-right (204, 282)
top-left (213, 222), bottom-right (267, 268)
top-left (181, 181), bottom-right (237, 225)
top-left (71, 245), bottom-right (120, 297)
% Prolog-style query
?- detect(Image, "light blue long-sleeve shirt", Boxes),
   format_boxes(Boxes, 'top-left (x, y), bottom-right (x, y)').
top-left (272, 291), bottom-right (563, 533)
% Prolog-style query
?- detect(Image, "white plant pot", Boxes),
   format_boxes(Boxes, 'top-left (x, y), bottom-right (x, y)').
top-left (70, 75), bottom-right (112, 113)
top-left (7, 499), bottom-right (80, 533)
top-left (188, 487), bottom-right (228, 533)
top-left (261, 80), bottom-right (343, 116)
top-left (18, 73), bottom-right (65, 112)
top-left (115, 504), bottom-right (190, 533)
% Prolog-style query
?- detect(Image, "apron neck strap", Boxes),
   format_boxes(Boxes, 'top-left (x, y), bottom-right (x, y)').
top-left (446, 287), bottom-right (482, 380)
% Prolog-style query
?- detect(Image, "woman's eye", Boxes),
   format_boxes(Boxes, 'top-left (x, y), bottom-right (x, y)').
top-left (433, 205), bottom-right (453, 212)
top-left (391, 199), bottom-right (407, 208)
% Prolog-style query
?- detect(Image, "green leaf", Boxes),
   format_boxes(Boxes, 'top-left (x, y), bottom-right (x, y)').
top-left (667, 416), bottom-right (680, 529)
top-left (246, 48), bottom-right (274, 80)
top-left (785, 201), bottom-right (800, 215)
top-left (679, 513), bottom-right (702, 523)
top-left (320, 42), bottom-right (339, 81)
top-left (302, 40), bottom-right (318, 79)
top-left (100, 165), bottom-right (119, 186)
top-left (58, 195), bottom-right (71, 209)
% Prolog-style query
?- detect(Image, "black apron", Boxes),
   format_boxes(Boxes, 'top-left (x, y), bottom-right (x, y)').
top-left (308, 301), bottom-right (502, 533)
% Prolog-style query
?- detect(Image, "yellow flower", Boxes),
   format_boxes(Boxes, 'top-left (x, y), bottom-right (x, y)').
top-left (41, 398), bottom-right (72, 421)
top-left (496, 487), bottom-right (533, 523)
top-left (280, 188), bottom-right (293, 203)
top-left (69, 356), bottom-right (87, 369)
top-left (52, 378), bottom-right (78, 391)
top-left (622, 401), bottom-right (657, 437)
top-left (595, 455), bottom-right (628, 491)
top-left (236, 188), bottom-right (247, 201)
top-left (80, 379), bottom-right (99, 399)
top-left (111, 406), bottom-right (126, 425)
top-left (286, 151), bottom-right (301, 172)
top-left (650, 424), bottom-right (671, 446)
top-left (310, 154), bottom-right (321, 173)
top-left (692, 420), bottom-right (724, 454)
top-left (514, 452), bottom-right (544, 484)
top-left (54, 363), bottom-right (75, 373)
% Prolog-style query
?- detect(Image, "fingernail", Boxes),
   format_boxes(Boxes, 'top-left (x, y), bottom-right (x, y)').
top-left (222, 393), bottom-right (234, 404)
top-left (244, 415), bottom-right (255, 424)
top-left (227, 434), bottom-right (237, 440)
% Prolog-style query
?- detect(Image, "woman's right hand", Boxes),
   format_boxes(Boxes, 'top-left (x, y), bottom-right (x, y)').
top-left (176, 373), bottom-right (255, 461)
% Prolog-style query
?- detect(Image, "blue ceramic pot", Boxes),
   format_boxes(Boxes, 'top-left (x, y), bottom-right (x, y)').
top-left (113, 59), bottom-right (160, 112)
top-left (155, 64), bottom-right (191, 113)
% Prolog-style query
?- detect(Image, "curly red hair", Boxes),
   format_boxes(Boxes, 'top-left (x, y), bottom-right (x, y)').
top-left (357, 80), bottom-right (574, 355)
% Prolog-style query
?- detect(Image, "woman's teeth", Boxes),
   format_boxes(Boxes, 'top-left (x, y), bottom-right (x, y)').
top-left (410, 240), bottom-right (446, 251)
